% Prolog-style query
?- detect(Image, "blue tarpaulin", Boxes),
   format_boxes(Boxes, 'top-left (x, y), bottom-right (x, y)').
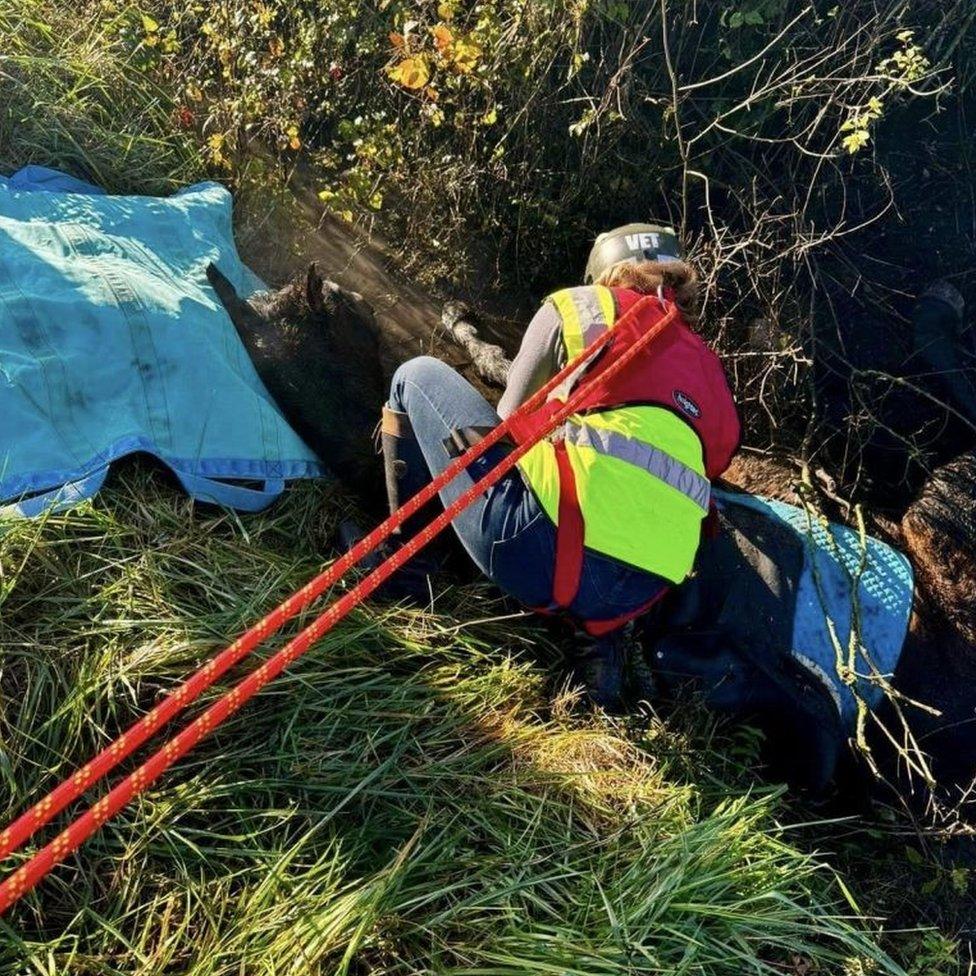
top-left (0, 166), bottom-right (323, 516)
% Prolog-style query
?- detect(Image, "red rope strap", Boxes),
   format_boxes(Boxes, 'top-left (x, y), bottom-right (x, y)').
top-left (0, 295), bottom-right (675, 915)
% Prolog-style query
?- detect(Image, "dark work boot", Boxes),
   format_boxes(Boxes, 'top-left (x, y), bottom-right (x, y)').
top-left (576, 631), bottom-right (627, 713)
top-left (336, 517), bottom-right (440, 602)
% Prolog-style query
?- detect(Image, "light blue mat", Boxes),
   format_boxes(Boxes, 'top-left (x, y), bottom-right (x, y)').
top-left (0, 166), bottom-right (323, 516)
top-left (714, 488), bottom-right (914, 729)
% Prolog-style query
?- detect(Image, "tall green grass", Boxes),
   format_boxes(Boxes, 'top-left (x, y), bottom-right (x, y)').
top-left (0, 0), bottom-right (199, 191)
top-left (0, 467), bottom-right (899, 973)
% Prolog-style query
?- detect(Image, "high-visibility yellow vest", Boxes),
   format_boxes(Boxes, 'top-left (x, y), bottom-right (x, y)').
top-left (516, 285), bottom-right (710, 583)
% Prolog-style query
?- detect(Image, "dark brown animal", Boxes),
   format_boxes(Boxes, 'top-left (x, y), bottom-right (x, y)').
top-left (207, 263), bottom-right (387, 513)
top-left (902, 451), bottom-right (976, 649)
top-left (887, 451), bottom-right (976, 793)
top-left (207, 265), bottom-right (515, 518)
top-left (677, 450), bottom-right (976, 799)
top-left (209, 263), bottom-right (976, 797)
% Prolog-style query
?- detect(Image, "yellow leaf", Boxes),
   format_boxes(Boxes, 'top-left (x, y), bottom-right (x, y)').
top-left (186, 81), bottom-right (203, 102)
top-left (289, 136), bottom-right (301, 150)
top-left (451, 35), bottom-right (482, 73)
top-left (481, 106), bottom-right (497, 125)
top-left (842, 130), bottom-right (870, 154)
top-left (388, 56), bottom-right (429, 90)
top-left (438, 2), bottom-right (455, 21)
top-left (432, 23), bottom-right (453, 53)
top-left (207, 132), bottom-right (230, 168)
top-left (141, 14), bottom-right (159, 32)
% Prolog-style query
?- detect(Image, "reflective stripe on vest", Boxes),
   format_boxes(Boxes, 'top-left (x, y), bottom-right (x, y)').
top-left (518, 406), bottom-right (708, 583)
top-left (562, 421), bottom-right (710, 512)
top-left (551, 285), bottom-right (617, 360)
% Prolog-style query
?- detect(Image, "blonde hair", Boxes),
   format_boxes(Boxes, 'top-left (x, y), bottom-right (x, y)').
top-left (595, 259), bottom-right (700, 323)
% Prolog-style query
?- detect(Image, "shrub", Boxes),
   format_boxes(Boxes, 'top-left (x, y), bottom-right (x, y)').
top-left (102, 0), bottom-right (970, 493)
top-left (6, 1), bottom-right (971, 482)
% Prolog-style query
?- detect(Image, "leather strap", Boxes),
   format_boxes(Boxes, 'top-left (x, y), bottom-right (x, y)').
top-left (381, 406), bottom-right (413, 438)
top-left (442, 425), bottom-right (500, 458)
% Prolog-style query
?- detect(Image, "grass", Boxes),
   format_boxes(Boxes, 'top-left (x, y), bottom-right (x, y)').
top-left (0, 0), bottom-right (200, 191)
top-left (0, 1), bottom-right (968, 972)
top-left (0, 467), bottom-right (899, 974)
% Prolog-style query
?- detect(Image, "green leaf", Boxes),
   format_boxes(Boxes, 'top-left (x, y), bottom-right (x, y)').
top-left (835, 874), bottom-right (861, 913)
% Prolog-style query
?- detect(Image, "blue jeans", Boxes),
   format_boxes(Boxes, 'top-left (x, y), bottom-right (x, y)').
top-left (387, 357), bottom-right (666, 623)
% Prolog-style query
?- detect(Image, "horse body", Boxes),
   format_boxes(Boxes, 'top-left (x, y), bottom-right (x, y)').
top-left (207, 262), bottom-right (976, 795)
top-left (692, 453), bottom-right (976, 796)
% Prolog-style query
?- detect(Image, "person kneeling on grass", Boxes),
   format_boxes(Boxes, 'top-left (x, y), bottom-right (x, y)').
top-left (378, 224), bottom-right (741, 709)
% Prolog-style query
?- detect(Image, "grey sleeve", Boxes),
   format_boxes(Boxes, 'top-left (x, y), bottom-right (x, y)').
top-left (497, 302), bottom-right (565, 419)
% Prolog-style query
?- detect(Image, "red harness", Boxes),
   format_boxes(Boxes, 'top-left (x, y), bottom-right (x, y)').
top-left (509, 287), bottom-right (740, 635)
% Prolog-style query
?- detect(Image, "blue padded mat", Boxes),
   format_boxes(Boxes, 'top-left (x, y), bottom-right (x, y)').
top-left (714, 488), bottom-right (914, 728)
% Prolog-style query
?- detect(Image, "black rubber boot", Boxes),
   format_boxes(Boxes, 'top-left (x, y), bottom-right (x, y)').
top-left (362, 406), bottom-right (445, 601)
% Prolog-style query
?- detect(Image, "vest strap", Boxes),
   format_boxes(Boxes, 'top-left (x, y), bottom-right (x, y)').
top-left (580, 587), bottom-right (669, 637)
top-left (508, 399), bottom-right (561, 446)
top-left (551, 286), bottom-right (617, 360)
top-left (552, 440), bottom-right (585, 609)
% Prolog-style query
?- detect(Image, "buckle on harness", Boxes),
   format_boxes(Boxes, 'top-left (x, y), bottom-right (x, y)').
top-left (443, 425), bottom-right (501, 459)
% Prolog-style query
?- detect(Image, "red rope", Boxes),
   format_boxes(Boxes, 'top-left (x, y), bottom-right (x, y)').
top-left (0, 296), bottom-right (675, 915)
top-left (0, 306), bottom-right (618, 867)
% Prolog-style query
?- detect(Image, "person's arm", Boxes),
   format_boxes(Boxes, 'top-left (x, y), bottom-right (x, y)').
top-left (497, 302), bottom-right (565, 419)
